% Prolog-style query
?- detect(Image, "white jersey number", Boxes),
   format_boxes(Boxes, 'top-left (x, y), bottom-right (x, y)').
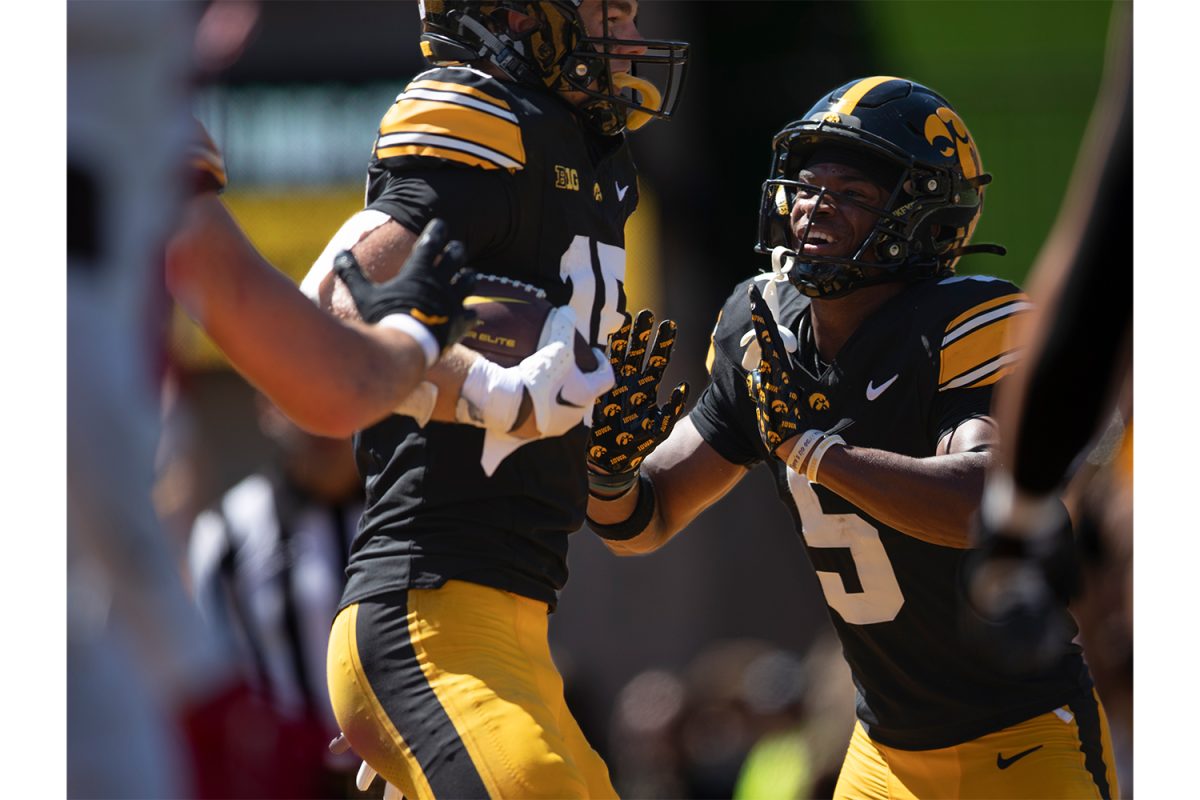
top-left (558, 235), bottom-right (626, 346)
top-left (786, 469), bottom-right (905, 624)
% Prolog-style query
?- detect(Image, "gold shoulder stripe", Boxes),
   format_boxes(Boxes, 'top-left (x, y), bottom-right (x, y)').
top-left (377, 97), bottom-right (524, 168)
top-left (940, 350), bottom-right (1023, 391)
top-left (944, 292), bottom-right (1029, 341)
top-left (939, 309), bottom-right (1026, 390)
top-left (375, 137), bottom-right (522, 170)
top-left (830, 76), bottom-right (903, 116)
top-left (406, 79), bottom-right (512, 112)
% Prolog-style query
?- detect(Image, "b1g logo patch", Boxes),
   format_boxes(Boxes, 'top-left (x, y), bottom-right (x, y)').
top-left (554, 165), bottom-right (580, 191)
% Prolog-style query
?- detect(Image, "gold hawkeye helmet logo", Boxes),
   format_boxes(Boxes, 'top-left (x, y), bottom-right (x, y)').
top-left (808, 392), bottom-right (830, 411)
top-left (923, 107), bottom-right (981, 180)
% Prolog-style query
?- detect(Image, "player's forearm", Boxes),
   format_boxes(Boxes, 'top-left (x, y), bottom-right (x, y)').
top-left (591, 428), bottom-right (745, 555)
top-left (815, 447), bottom-right (991, 548)
top-left (167, 195), bottom-right (426, 436)
top-left (588, 480), bottom-right (680, 556)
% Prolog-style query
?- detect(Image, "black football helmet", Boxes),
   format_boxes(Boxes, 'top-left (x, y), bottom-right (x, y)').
top-left (418, 0), bottom-right (688, 135)
top-left (756, 76), bottom-right (1005, 298)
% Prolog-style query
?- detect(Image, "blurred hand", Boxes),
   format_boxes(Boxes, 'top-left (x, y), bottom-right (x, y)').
top-left (961, 491), bottom-right (1080, 674)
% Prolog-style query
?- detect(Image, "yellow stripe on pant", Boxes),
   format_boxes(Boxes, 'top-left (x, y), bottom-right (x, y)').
top-left (327, 581), bottom-right (616, 799)
top-left (833, 691), bottom-right (1119, 799)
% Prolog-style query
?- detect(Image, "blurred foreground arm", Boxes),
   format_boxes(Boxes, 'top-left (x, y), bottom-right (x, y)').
top-left (166, 194), bottom-right (444, 437)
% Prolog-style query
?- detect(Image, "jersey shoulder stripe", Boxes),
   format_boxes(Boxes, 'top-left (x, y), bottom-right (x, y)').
top-left (937, 284), bottom-right (1031, 391)
top-left (374, 68), bottom-right (525, 171)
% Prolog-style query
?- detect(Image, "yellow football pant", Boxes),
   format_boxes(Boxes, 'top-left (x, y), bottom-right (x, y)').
top-left (834, 691), bottom-right (1119, 799)
top-left (327, 581), bottom-right (616, 800)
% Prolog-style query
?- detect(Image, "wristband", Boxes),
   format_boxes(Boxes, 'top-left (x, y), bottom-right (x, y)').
top-left (805, 435), bottom-right (844, 484)
top-left (458, 357), bottom-right (523, 431)
top-left (378, 313), bottom-right (440, 368)
top-left (588, 468), bottom-right (639, 500)
top-left (587, 474), bottom-right (657, 541)
top-left (785, 429), bottom-right (826, 474)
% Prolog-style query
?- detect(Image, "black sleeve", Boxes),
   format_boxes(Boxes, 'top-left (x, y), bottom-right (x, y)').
top-left (366, 166), bottom-right (517, 264)
top-left (689, 326), bottom-right (768, 468)
top-left (929, 386), bottom-right (994, 449)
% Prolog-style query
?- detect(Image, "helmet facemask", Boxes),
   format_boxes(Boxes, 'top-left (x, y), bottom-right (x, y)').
top-left (555, 1), bottom-right (687, 134)
top-left (419, 1), bottom-right (687, 135)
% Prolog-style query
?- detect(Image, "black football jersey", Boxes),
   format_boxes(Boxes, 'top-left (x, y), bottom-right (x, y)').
top-left (341, 67), bottom-right (638, 610)
top-left (691, 273), bottom-right (1093, 750)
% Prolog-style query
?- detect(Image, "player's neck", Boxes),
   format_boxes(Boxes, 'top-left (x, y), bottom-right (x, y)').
top-left (809, 281), bottom-right (904, 361)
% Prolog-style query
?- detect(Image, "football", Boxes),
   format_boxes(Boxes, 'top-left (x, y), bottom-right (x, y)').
top-left (461, 274), bottom-right (598, 371)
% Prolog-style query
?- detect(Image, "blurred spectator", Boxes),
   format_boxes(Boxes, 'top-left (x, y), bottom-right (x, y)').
top-left (734, 635), bottom-right (856, 800)
top-left (188, 396), bottom-right (364, 796)
top-left (609, 636), bottom-right (855, 799)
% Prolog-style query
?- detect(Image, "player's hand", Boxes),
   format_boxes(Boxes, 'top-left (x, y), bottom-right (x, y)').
top-left (961, 485), bottom-right (1080, 674)
top-left (520, 305), bottom-right (615, 438)
top-left (334, 218), bottom-right (478, 352)
top-left (458, 305), bottom-right (614, 438)
top-left (587, 310), bottom-right (689, 498)
top-left (745, 284), bottom-right (808, 456)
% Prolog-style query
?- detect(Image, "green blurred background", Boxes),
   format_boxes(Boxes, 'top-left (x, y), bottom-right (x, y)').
top-left (867, 0), bottom-right (1114, 284)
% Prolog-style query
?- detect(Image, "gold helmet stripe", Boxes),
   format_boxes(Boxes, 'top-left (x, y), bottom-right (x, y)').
top-left (829, 75), bottom-right (904, 116)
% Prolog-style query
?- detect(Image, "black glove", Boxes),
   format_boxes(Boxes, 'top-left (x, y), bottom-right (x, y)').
top-left (587, 309), bottom-right (689, 498)
top-left (745, 283), bottom-right (808, 454)
top-left (333, 218), bottom-right (477, 352)
top-left (960, 493), bottom-right (1081, 675)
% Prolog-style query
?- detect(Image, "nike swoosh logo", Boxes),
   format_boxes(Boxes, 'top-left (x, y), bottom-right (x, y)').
top-left (996, 745), bottom-right (1043, 769)
top-left (865, 374), bottom-right (899, 401)
top-left (556, 389), bottom-right (584, 408)
top-left (615, 181), bottom-right (630, 202)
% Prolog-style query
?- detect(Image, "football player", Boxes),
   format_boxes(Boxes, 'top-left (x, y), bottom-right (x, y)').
top-left (308, 2), bottom-right (689, 798)
top-left (587, 77), bottom-right (1120, 799)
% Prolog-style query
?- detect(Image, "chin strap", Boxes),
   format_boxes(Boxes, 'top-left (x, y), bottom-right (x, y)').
top-left (738, 247), bottom-right (799, 370)
top-left (612, 73), bottom-right (662, 130)
top-left (452, 11), bottom-right (539, 85)
top-left (945, 243), bottom-right (1008, 259)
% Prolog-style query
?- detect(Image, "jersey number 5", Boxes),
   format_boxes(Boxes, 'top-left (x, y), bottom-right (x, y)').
top-left (559, 235), bottom-right (627, 347)
top-left (786, 470), bottom-right (905, 624)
